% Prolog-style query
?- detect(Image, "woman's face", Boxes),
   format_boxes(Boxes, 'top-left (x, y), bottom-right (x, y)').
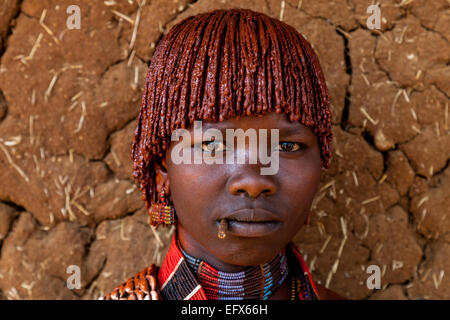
top-left (158, 112), bottom-right (322, 271)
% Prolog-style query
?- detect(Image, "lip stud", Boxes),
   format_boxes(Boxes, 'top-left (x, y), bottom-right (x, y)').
top-left (218, 219), bottom-right (228, 239)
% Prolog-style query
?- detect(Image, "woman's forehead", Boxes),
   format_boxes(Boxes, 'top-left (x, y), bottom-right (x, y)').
top-left (185, 112), bottom-right (312, 134)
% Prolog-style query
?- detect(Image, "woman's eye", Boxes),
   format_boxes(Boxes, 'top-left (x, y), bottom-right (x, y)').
top-left (276, 142), bottom-right (303, 152)
top-left (201, 140), bottom-right (227, 153)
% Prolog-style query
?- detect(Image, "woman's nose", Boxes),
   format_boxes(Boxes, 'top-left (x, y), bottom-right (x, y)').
top-left (227, 168), bottom-right (277, 198)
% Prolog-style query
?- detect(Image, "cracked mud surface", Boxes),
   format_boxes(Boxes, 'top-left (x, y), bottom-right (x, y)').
top-left (0, 0), bottom-right (448, 299)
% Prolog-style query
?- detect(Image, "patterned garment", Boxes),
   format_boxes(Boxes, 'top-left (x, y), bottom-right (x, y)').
top-left (178, 238), bottom-right (289, 300)
top-left (102, 234), bottom-right (319, 300)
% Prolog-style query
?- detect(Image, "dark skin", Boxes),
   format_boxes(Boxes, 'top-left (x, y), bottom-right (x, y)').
top-left (154, 111), bottom-right (344, 300)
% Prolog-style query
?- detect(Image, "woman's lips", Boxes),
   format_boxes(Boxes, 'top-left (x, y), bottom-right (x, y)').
top-left (218, 208), bottom-right (282, 237)
top-left (226, 220), bottom-right (282, 237)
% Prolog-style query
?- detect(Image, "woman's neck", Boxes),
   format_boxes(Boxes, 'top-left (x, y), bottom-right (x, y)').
top-left (177, 232), bottom-right (289, 300)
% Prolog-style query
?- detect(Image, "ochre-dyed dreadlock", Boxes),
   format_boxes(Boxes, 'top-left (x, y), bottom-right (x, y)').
top-left (132, 8), bottom-right (333, 209)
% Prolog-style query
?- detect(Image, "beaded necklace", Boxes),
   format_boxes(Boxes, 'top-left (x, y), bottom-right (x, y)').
top-left (179, 240), bottom-right (288, 300)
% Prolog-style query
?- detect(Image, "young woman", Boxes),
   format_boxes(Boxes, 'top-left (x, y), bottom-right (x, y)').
top-left (102, 8), bottom-right (344, 300)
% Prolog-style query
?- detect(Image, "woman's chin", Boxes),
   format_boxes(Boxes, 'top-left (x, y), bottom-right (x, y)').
top-left (213, 244), bottom-right (285, 268)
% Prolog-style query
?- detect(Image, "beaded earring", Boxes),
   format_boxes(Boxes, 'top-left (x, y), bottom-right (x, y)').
top-left (148, 188), bottom-right (177, 227)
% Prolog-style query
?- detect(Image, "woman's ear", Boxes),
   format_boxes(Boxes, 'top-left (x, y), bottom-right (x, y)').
top-left (154, 157), bottom-right (170, 196)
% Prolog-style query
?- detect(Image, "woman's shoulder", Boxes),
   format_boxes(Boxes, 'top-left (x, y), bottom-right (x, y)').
top-left (314, 283), bottom-right (348, 300)
top-left (100, 264), bottom-right (161, 300)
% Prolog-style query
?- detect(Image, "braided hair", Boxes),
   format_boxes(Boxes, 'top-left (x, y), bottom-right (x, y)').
top-left (132, 8), bottom-right (333, 210)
